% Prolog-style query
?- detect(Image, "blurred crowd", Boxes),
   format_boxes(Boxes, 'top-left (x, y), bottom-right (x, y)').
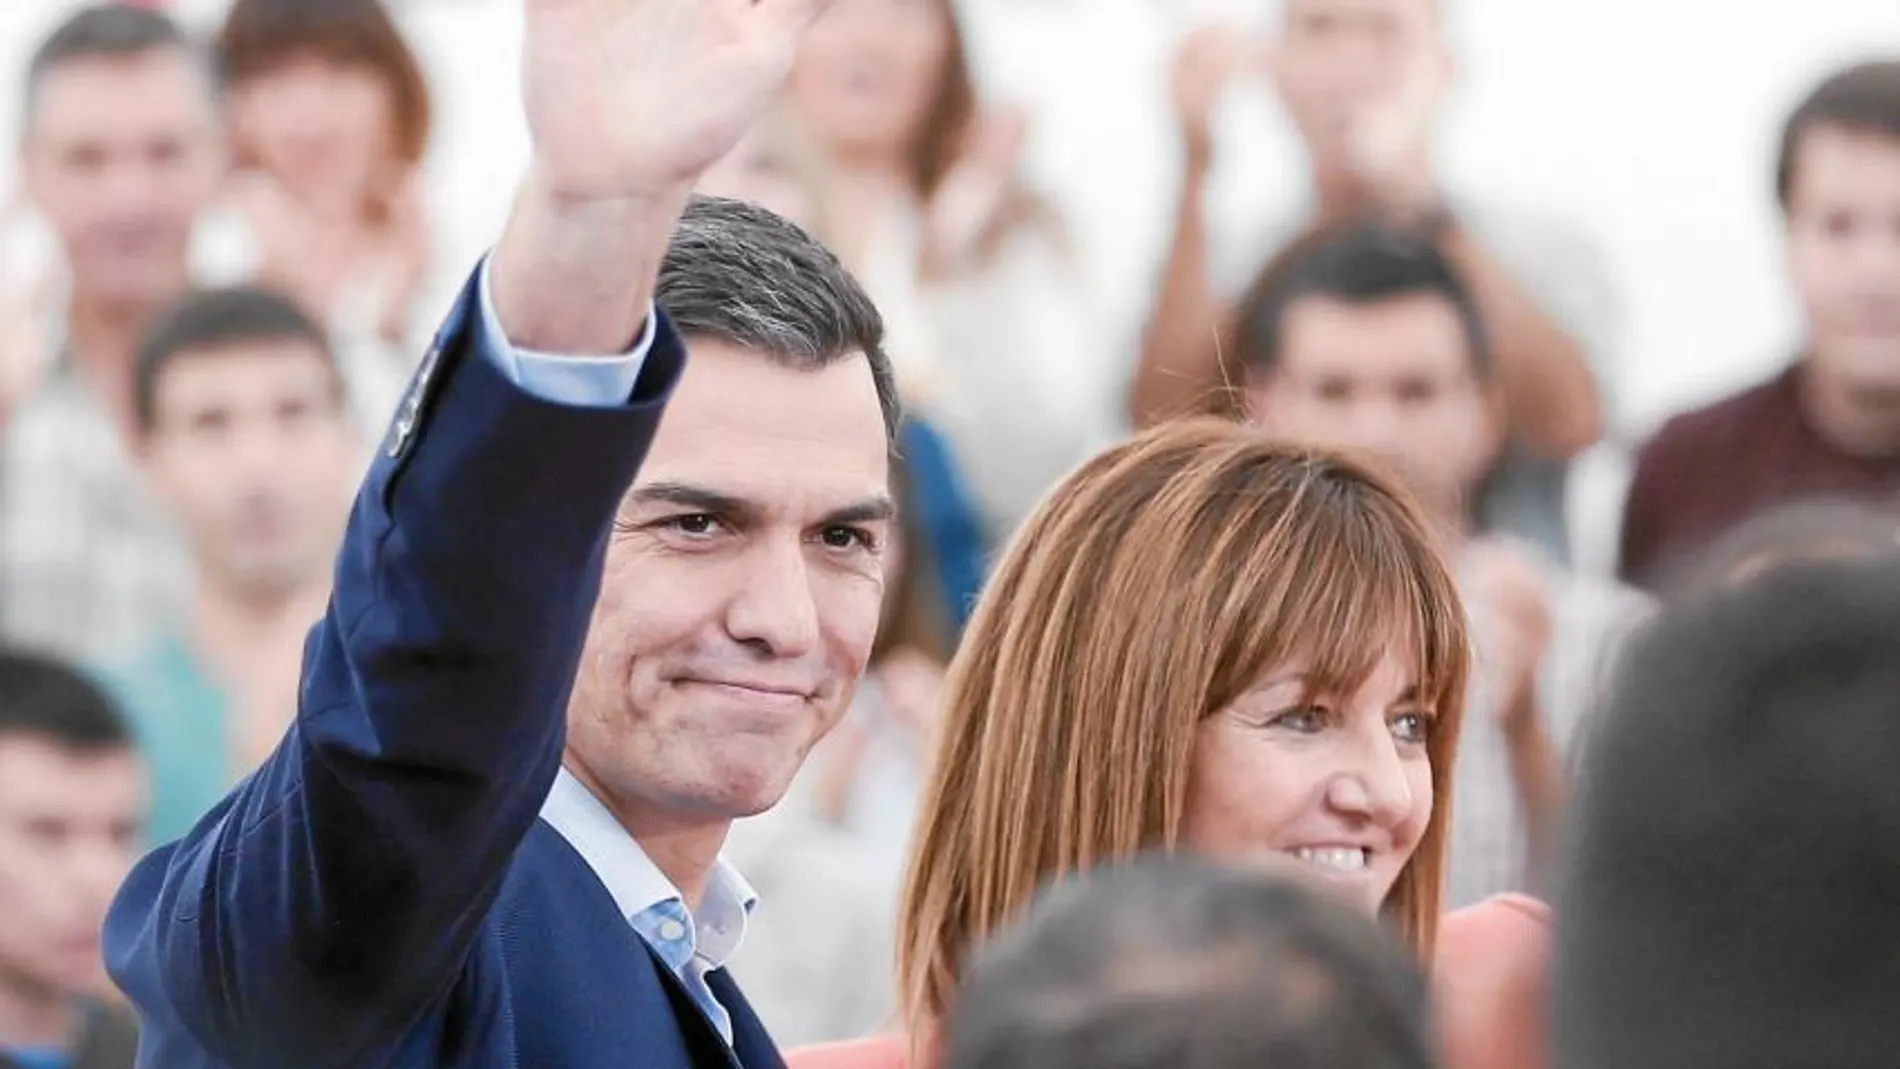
top-left (0, 1), bottom-right (1896, 1068)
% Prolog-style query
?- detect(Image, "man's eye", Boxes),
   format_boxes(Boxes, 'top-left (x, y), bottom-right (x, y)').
top-left (819, 526), bottom-right (874, 551)
top-left (666, 514), bottom-right (723, 537)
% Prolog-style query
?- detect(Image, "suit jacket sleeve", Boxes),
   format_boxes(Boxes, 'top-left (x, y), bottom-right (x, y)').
top-left (102, 266), bottom-right (687, 1067)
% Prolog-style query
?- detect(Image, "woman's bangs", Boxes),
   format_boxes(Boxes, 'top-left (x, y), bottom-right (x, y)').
top-left (1226, 503), bottom-right (1461, 713)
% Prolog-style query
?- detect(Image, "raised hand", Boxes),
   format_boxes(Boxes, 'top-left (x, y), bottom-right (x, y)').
top-left (1171, 25), bottom-right (1257, 171)
top-left (522, 0), bottom-right (831, 202)
top-left (0, 196), bottom-right (58, 421)
top-left (919, 106), bottom-right (1028, 277)
top-left (1340, 42), bottom-right (1448, 217)
top-left (1460, 538), bottom-right (1554, 734)
top-left (494, 0), bottom-right (831, 353)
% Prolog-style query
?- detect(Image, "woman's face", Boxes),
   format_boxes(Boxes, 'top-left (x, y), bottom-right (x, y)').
top-left (1181, 650), bottom-right (1435, 915)
top-left (697, 129), bottom-right (821, 231)
top-left (229, 52), bottom-right (397, 211)
top-left (788, 0), bottom-right (951, 163)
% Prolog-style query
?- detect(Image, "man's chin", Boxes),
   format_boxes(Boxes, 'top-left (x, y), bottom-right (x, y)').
top-left (1369, 458), bottom-right (1462, 522)
top-left (690, 757), bottom-right (804, 822)
top-left (220, 554), bottom-right (312, 598)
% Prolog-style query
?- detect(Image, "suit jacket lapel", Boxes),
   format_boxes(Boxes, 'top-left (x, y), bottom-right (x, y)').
top-left (639, 939), bottom-right (745, 1069)
top-left (709, 967), bottom-right (787, 1069)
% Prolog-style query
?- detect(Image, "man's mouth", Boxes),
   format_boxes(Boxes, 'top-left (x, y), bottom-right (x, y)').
top-left (678, 677), bottom-right (813, 712)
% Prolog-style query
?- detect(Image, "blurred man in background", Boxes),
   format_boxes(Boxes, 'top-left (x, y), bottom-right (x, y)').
top-left (1138, 0), bottom-right (1613, 565)
top-left (0, 4), bottom-right (229, 664)
top-left (100, 286), bottom-right (356, 846)
top-left (1237, 221), bottom-right (1647, 908)
top-left (0, 650), bottom-right (147, 1069)
top-left (1619, 60), bottom-right (1900, 589)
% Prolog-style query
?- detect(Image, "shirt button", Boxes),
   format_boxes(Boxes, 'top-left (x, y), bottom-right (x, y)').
top-left (658, 919), bottom-right (687, 942)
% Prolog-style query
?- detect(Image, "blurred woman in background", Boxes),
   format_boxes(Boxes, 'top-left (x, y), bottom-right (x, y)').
top-left (698, 106), bottom-right (840, 238)
top-left (217, 0), bottom-right (433, 355)
top-left (785, 0), bottom-right (1119, 549)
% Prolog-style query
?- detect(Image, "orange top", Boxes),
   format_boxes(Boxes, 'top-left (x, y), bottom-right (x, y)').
top-left (785, 895), bottom-right (1552, 1069)
top-left (786, 1036), bottom-right (908, 1069)
top-left (1432, 893), bottom-right (1553, 1069)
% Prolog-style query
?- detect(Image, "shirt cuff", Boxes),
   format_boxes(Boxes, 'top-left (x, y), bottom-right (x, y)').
top-left (477, 255), bottom-right (656, 407)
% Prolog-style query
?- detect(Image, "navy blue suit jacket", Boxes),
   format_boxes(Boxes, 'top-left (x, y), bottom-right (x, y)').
top-left (103, 276), bottom-right (785, 1069)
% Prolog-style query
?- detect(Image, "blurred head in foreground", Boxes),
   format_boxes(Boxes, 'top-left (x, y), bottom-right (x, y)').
top-left (1554, 557), bottom-right (1900, 1069)
top-left (942, 853), bottom-right (1438, 1069)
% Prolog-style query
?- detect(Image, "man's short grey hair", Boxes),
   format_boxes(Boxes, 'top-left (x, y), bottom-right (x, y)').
top-left (658, 196), bottom-right (901, 444)
top-left (943, 854), bottom-right (1439, 1069)
top-left (23, 4), bottom-right (204, 129)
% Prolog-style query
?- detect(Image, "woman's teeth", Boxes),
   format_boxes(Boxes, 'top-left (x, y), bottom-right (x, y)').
top-left (1288, 846), bottom-right (1369, 872)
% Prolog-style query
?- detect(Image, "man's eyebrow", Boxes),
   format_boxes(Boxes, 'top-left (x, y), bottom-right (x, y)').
top-left (623, 484), bottom-right (897, 526)
top-left (824, 496), bottom-right (898, 526)
top-left (624, 482), bottom-right (752, 516)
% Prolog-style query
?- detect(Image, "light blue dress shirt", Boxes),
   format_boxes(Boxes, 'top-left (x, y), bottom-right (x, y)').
top-left (475, 262), bottom-right (759, 1043)
top-left (539, 770), bottom-right (758, 1043)
top-left (476, 259), bottom-right (655, 405)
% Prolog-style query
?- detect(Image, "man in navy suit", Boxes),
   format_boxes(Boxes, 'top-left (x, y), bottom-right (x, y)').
top-left (101, 0), bottom-right (901, 1066)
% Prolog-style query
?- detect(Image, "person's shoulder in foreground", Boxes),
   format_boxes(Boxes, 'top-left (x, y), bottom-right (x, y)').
top-left (1555, 558), bottom-right (1900, 1069)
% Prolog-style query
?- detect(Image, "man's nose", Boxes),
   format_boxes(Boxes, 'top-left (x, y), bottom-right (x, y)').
top-left (724, 536), bottom-right (822, 659)
top-left (1342, 399), bottom-right (1411, 458)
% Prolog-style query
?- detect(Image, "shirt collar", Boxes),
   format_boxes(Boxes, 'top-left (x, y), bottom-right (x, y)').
top-left (539, 768), bottom-right (757, 969)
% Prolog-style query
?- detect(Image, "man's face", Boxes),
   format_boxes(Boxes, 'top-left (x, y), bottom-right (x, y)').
top-left (1245, 293), bottom-right (1500, 516)
top-left (1785, 124), bottom-right (1900, 399)
top-left (565, 340), bottom-right (892, 826)
top-left (0, 736), bottom-right (146, 999)
top-left (141, 342), bottom-right (355, 598)
top-left (1273, 0), bottom-right (1440, 167)
top-left (21, 49), bottom-right (224, 306)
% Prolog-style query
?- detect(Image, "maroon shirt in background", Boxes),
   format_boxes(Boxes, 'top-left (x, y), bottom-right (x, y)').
top-left (1619, 360), bottom-right (1900, 589)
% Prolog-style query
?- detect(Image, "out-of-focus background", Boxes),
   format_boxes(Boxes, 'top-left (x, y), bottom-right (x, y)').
top-left (3, 0), bottom-right (1900, 1064)
top-left (14, 1), bottom-right (1900, 434)
top-left (9, 0), bottom-right (1896, 434)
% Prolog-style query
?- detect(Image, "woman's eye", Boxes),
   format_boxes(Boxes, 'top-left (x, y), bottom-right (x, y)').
top-left (1390, 712), bottom-right (1434, 745)
top-left (1266, 706), bottom-right (1329, 733)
